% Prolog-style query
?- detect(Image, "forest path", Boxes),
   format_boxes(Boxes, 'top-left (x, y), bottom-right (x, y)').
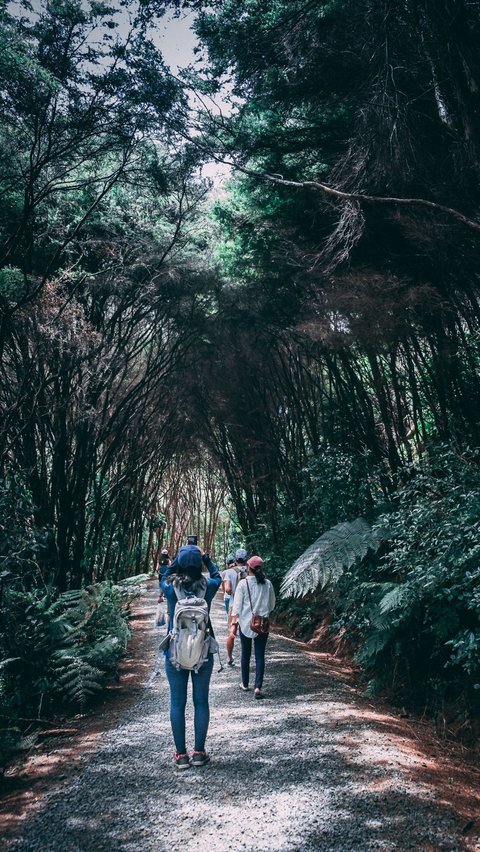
top-left (2, 581), bottom-right (479, 852)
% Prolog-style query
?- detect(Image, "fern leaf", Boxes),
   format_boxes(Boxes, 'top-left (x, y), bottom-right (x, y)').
top-left (85, 636), bottom-right (123, 668)
top-left (355, 630), bottom-right (392, 666)
top-left (379, 585), bottom-right (410, 615)
top-left (54, 657), bottom-right (104, 708)
top-left (0, 657), bottom-right (21, 670)
top-left (281, 517), bottom-right (385, 598)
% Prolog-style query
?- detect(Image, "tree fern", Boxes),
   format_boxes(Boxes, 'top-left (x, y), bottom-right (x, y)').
top-left (281, 517), bottom-right (386, 598)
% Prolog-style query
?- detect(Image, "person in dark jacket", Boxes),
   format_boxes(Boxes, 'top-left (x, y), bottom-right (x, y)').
top-left (160, 544), bottom-right (221, 769)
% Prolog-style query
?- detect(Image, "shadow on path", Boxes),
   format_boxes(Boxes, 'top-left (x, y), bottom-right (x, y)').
top-left (1, 585), bottom-right (479, 851)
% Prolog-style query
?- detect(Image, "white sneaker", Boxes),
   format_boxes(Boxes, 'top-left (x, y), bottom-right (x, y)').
top-left (240, 684), bottom-right (250, 691)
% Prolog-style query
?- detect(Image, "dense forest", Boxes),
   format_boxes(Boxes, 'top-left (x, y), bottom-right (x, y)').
top-left (1, 0), bottom-right (480, 761)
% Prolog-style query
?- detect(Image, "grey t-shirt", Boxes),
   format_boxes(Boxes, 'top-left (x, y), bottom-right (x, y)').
top-left (223, 566), bottom-right (240, 605)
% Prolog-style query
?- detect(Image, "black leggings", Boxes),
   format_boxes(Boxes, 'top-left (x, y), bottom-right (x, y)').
top-left (239, 628), bottom-right (268, 689)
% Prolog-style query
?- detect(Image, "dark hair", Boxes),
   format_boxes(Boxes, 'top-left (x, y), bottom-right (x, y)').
top-left (167, 563), bottom-right (204, 590)
top-left (251, 565), bottom-right (266, 584)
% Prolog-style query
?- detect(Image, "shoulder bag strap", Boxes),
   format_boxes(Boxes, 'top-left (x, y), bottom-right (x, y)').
top-left (246, 577), bottom-right (254, 614)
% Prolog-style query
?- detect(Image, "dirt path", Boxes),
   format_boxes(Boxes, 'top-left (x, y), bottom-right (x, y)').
top-left (1, 581), bottom-right (479, 851)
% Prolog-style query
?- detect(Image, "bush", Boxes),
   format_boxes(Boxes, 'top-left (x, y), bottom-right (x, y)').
top-left (327, 446), bottom-right (480, 729)
top-left (0, 476), bottom-right (147, 768)
top-left (272, 444), bottom-right (480, 735)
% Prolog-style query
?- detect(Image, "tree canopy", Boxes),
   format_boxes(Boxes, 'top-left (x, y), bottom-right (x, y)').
top-left (1, 0), bottom-right (479, 747)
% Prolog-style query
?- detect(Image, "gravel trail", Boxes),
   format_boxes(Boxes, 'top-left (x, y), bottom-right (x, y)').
top-left (3, 583), bottom-right (479, 852)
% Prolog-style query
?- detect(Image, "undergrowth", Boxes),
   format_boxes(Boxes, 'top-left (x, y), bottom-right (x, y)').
top-left (252, 445), bottom-right (480, 742)
top-left (0, 475), bottom-right (147, 769)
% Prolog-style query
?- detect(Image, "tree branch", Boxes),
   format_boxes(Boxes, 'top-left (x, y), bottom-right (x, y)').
top-left (218, 155), bottom-right (480, 234)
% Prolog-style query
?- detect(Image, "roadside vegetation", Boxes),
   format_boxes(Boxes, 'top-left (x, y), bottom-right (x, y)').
top-left (1, 0), bottom-right (479, 763)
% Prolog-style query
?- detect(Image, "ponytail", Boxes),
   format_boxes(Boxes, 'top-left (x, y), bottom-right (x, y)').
top-left (251, 565), bottom-right (266, 584)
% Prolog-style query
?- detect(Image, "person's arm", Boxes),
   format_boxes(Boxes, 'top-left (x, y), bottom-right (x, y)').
top-left (203, 554), bottom-right (222, 589)
top-left (160, 558), bottom-right (177, 594)
top-left (231, 581), bottom-right (242, 617)
top-left (230, 582), bottom-right (244, 635)
top-left (268, 581), bottom-right (276, 612)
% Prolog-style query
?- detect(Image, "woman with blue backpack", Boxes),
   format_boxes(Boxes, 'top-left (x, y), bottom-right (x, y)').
top-left (160, 543), bottom-right (222, 769)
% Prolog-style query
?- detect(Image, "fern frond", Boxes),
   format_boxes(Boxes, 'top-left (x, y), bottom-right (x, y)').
top-left (356, 630), bottom-right (392, 666)
top-left (53, 657), bottom-right (104, 707)
top-left (379, 585), bottom-right (410, 615)
top-left (85, 636), bottom-right (124, 668)
top-left (281, 517), bottom-right (386, 598)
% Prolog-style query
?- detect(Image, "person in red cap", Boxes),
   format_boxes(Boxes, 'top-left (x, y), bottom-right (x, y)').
top-left (229, 555), bottom-right (276, 698)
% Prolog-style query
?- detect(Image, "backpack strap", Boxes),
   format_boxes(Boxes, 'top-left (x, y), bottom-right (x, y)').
top-left (172, 579), bottom-right (185, 602)
top-left (207, 615), bottom-right (215, 639)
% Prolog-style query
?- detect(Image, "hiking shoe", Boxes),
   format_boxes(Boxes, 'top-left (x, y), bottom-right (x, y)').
top-left (174, 752), bottom-right (190, 770)
top-left (240, 684), bottom-right (250, 691)
top-left (227, 658), bottom-right (235, 667)
top-left (254, 689), bottom-right (265, 699)
top-left (191, 750), bottom-right (210, 767)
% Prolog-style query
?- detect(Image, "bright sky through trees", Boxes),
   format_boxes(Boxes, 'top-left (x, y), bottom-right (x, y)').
top-left (156, 10), bottom-right (231, 185)
top-left (8, 0), bottom-right (230, 183)
top-left (155, 10), bottom-right (232, 186)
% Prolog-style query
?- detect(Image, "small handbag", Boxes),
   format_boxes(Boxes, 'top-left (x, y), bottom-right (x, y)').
top-left (154, 603), bottom-right (166, 628)
top-left (246, 580), bottom-right (270, 635)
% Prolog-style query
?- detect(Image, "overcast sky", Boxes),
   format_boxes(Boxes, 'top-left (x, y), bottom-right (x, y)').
top-left (156, 10), bottom-right (232, 185)
top-left (9, 1), bottom-right (231, 183)
top-left (156, 9), bottom-right (198, 73)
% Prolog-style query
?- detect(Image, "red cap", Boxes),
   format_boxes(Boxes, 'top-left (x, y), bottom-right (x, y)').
top-left (247, 555), bottom-right (264, 570)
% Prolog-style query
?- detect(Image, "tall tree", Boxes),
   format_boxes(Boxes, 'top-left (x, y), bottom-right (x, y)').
top-left (171, 0), bottom-right (480, 532)
top-left (0, 0), bottom-right (218, 587)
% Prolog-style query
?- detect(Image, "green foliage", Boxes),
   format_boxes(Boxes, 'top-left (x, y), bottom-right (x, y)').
top-left (0, 582), bottom-right (130, 709)
top-left (248, 446), bottom-right (381, 586)
top-left (53, 658), bottom-right (105, 707)
top-left (261, 444), bottom-right (480, 728)
top-left (0, 267), bottom-right (26, 303)
top-left (0, 474), bottom-right (50, 587)
top-left (0, 555), bottom-right (146, 765)
top-left (328, 446), bottom-right (480, 717)
top-left (281, 518), bottom-right (386, 598)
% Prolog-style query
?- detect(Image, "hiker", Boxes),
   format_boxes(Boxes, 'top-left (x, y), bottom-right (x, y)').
top-left (222, 554), bottom-right (236, 618)
top-left (234, 547), bottom-right (248, 580)
top-left (160, 544), bottom-right (222, 769)
top-left (230, 555), bottom-right (276, 699)
top-left (158, 547), bottom-right (170, 578)
top-left (159, 547), bottom-right (170, 573)
top-left (158, 548), bottom-right (170, 591)
top-left (154, 549), bottom-right (170, 627)
top-left (224, 551), bottom-right (245, 665)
